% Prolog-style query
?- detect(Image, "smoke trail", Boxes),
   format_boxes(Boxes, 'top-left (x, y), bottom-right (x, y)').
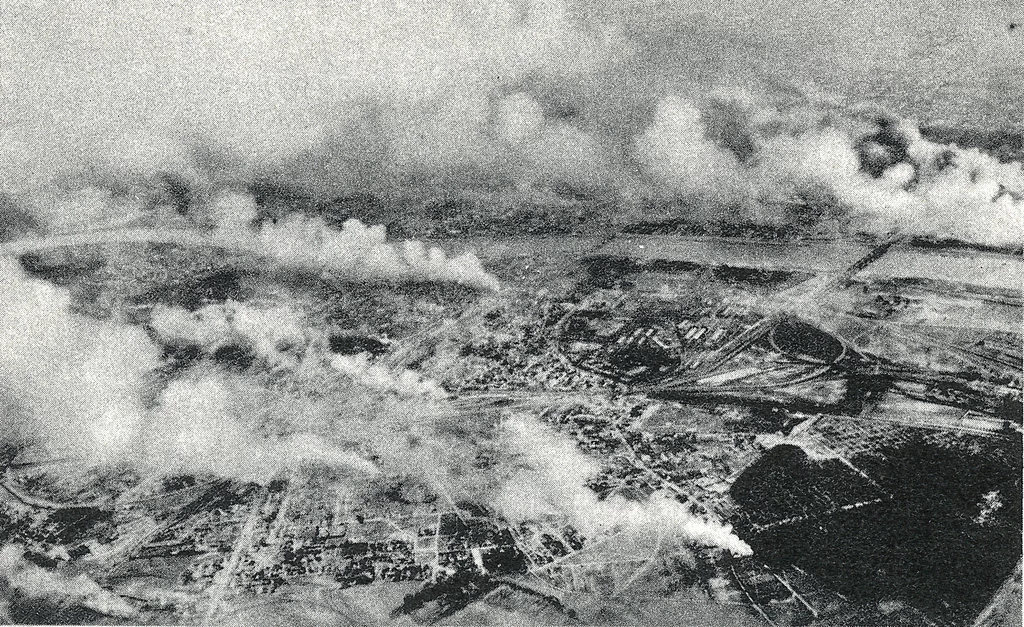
top-left (247, 216), bottom-right (501, 290)
top-left (493, 414), bottom-right (752, 555)
top-left (0, 247), bottom-right (755, 553)
top-left (210, 191), bottom-right (500, 290)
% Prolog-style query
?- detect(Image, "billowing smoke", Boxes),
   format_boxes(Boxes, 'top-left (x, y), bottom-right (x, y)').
top-left (633, 92), bottom-right (1023, 245)
top-left (634, 95), bottom-right (751, 208)
top-left (242, 216), bottom-right (500, 290)
top-left (0, 256), bottom-right (749, 553)
top-left (210, 191), bottom-right (500, 290)
top-left (0, 256), bottom-right (158, 465)
top-left (493, 414), bottom-right (752, 555)
top-left (0, 258), bottom-right (376, 482)
top-left (143, 370), bottom-right (379, 482)
top-left (0, 544), bottom-right (137, 621)
top-left (748, 115), bottom-right (1023, 246)
top-left (0, 252), bottom-right (450, 484)
top-left (151, 300), bottom-right (309, 370)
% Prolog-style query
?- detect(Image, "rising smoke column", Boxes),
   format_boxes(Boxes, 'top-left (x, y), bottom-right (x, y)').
top-left (249, 216), bottom-right (501, 290)
top-left (634, 95), bottom-right (753, 209)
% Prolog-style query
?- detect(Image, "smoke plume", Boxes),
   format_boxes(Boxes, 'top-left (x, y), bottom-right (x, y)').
top-left (242, 215), bottom-right (501, 290)
top-left (0, 253), bottom-right (751, 555)
top-left (0, 257), bottom-right (157, 465)
top-left (493, 414), bottom-right (752, 555)
top-left (143, 370), bottom-right (380, 482)
top-left (632, 92), bottom-right (1023, 245)
top-left (209, 191), bottom-right (500, 290)
top-left (0, 258), bottom-right (375, 482)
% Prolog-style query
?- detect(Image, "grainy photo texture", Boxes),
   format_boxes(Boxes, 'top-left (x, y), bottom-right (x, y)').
top-left (0, 1), bottom-right (1020, 625)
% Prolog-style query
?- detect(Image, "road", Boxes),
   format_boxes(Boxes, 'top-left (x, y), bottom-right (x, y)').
top-left (204, 486), bottom-right (270, 623)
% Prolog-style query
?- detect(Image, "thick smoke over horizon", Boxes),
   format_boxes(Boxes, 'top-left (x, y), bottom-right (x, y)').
top-left (637, 95), bottom-right (1023, 246)
top-left (1, 0), bottom-right (1020, 247)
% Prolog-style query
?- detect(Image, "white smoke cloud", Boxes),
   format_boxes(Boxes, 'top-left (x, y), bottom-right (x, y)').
top-left (634, 95), bottom-right (752, 206)
top-left (0, 257), bottom-right (157, 464)
top-left (330, 353), bottom-right (446, 398)
top-left (0, 544), bottom-right (137, 620)
top-left (143, 371), bottom-right (379, 482)
top-left (751, 124), bottom-right (1024, 245)
top-left (0, 1), bottom-right (1018, 247)
top-left (209, 192), bottom-right (500, 289)
top-left (150, 300), bottom-right (309, 370)
top-left (0, 0), bottom-right (622, 197)
top-left (0, 258), bottom-right (381, 482)
top-left (4, 0), bottom-right (1018, 202)
top-left (493, 414), bottom-right (752, 555)
top-left (859, 140), bottom-right (1023, 246)
top-left (0, 249), bottom-right (755, 555)
top-left (634, 93), bottom-right (1024, 246)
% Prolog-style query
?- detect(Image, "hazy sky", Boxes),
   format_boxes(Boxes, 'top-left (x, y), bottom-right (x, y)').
top-left (627, 0), bottom-right (1024, 126)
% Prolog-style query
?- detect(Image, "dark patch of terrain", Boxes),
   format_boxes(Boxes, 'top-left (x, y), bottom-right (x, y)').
top-left (731, 437), bottom-right (1023, 624)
